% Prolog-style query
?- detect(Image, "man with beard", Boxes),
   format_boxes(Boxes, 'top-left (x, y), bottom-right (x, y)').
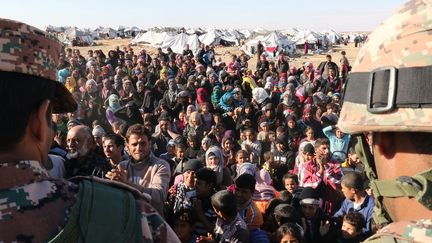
top-left (106, 124), bottom-right (171, 215)
top-left (65, 125), bottom-right (110, 178)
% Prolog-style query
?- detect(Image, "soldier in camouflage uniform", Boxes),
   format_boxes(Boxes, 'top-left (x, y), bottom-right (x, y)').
top-left (0, 19), bottom-right (180, 242)
top-left (338, 0), bottom-right (432, 242)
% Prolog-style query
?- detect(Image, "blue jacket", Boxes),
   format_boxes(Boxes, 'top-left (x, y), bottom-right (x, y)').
top-left (333, 194), bottom-right (375, 236)
top-left (323, 125), bottom-right (351, 162)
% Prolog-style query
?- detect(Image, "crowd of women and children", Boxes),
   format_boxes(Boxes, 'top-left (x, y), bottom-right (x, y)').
top-left (50, 42), bottom-right (373, 243)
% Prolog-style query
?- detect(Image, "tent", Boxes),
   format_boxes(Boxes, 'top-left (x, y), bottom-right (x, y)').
top-left (131, 31), bottom-right (175, 47)
top-left (321, 29), bottom-right (341, 44)
top-left (199, 29), bottom-right (237, 46)
top-left (161, 33), bottom-right (201, 54)
top-left (292, 30), bottom-right (322, 45)
top-left (59, 27), bottom-right (94, 46)
top-left (98, 27), bottom-right (118, 39)
top-left (245, 32), bottom-right (296, 57)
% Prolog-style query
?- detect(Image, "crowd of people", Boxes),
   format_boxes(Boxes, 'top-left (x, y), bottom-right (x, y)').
top-left (49, 42), bottom-right (374, 243)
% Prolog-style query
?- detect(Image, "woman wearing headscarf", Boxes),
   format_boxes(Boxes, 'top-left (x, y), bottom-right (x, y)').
top-left (281, 83), bottom-right (300, 114)
top-left (101, 78), bottom-right (118, 107)
top-left (235, 102), bottom-right (257, 130)
top-left (196, 87), bottom-right (209, 107)
top-left (206, 146), bottom-right (233, 190)
top-left (300, 105), bottom-right (324, 138)
top-left (162, 78), bottom-right (179, 110)
top-left (118, 78), bottom-right (136, 106)
top-left (183, 111), bottom-right (206, 142)
top-left (105, 94), bottom-right (124, 125)
top-left (285, 115), bottom-right (303, 152)
top-left (211, 85), bottom-right (224, 108)
top-left (82, 79), bottom-right (102, 109)
top-left (218, 91), bottom-right (236, 117)
top-left (299, 62), bottom-right (314, 84)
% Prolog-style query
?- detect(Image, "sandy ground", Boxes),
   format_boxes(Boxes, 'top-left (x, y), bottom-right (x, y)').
top-left (74, 38), bottom-right (361, 70)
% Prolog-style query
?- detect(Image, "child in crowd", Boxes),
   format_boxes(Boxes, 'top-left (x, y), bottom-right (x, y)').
top-left (197, 190), bottom-right (249, 243)
top-left (193, 168), bottom-right (218, 237)
top-left (199, 102), bottom-right (213, 131)
top-left (174, 111), bottom-right (187, 135)
top-left (323, 125), bottom-right (351, 162)
top-left (277, 223), bottom-right (304, 243)
top-left (241, 128), bottom-right (262, 164)
top-left (173, 143), bottom-right (188, 178)
top-left (338, 211), bottom-right (367, 243)
top-left (235, 173), bottom-right (264, 231)
top-left (273, 135), bottom-right (296, 190)
top-left (283, 173), bottom-right (302, 207)
top-left (257, 121), bottom-right (274, 154)
top-left (184, 135), bottom-right (201, 159)
top-left (170, 159), bottom-right (202, 214)
top-left (297, 143), bottom-right (323, 189)
top-left (230, 149), bottom-right (249, 179)
top-left (173, 209), bottom-right (198, 243)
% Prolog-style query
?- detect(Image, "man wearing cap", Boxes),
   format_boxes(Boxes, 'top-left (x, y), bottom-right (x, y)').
top-left (0, 19), bottom-right (179, 242)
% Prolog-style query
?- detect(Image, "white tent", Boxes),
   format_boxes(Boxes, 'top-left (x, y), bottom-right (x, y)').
top-left (292, 30), bottom-right (322, 45)
top-left (239, 29), bottom-right (253, 39)
top-left (59, 27), bottom-right (94, 45)
top-left (98, 27), bottom-right (118, 39)
top-left (245, 32), bottom-right (296, 57)
top-left (280, 28), bottom-right (299, 37)
top-left (199, 29), bottom-right (237, 46)
top-left (161, 33), bottom-right (201, 54)
top-left (321, 29), bottom-right (341, 44)
top-left (131, 31), bottom-right (175, 47)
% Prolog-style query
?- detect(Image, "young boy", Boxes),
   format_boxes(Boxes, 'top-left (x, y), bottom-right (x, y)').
top-left (338, 211), bottom-right (367, 243)
top-left (283, 173), bottom-right (302, 207)
top-left (273, 135), bottom-right (295, 191)
top-left (235, 173), bottom-right (264, 231)
top-left (334, 172), bottom-right (374, 236)
top-left (173, 143), bottom-right (188, 177)
top-left (193, 168), bottom-right (218, 237)
top-left (197, 190), bottom-right (249, 243)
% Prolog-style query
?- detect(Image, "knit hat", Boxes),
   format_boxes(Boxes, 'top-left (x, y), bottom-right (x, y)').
top-left (299, 187), bottom-right (320, 205)
top-left (183, 159), bottom-right (204, 173)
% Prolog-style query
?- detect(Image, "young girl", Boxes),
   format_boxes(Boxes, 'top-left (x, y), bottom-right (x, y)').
top-left (221, 136), bottom-right (237, 167)
top-left (199, 102), bottom-right (213, 131)
top-left (174, 111), bottom-right (187, 135)
top-left (241, 129), bottom-right (262, 165)
top-left (229, 149), bottom-right (249, 179)
top-left (277, 223), bottom-right (304, 243)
